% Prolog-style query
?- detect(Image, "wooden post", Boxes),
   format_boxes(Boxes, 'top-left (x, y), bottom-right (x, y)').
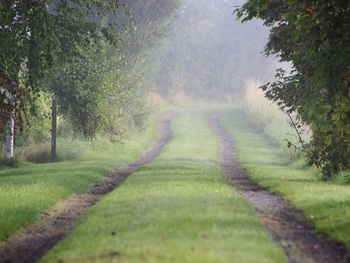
top-left (51, 99), bottom-right (57, 162)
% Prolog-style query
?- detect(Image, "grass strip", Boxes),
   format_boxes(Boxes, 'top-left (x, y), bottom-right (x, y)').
top-left (0, 113), bottom-right (163, 241)
top-left (40, 110), bottom-right (286, 263)
top-left (220, 108), bottom-right (350, 248)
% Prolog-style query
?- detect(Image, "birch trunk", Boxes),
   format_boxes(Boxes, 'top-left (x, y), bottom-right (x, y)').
top-left (5, 108), bottom-right (15, 162)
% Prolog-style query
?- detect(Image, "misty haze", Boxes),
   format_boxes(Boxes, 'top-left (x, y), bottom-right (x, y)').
top-left (0, 0), bottom-right (349, 262)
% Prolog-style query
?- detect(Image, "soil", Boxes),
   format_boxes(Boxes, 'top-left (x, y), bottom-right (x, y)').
top-left (209, 112), bottom-right (350, 263)
top-left (0, 112), bottom-right (177, 263)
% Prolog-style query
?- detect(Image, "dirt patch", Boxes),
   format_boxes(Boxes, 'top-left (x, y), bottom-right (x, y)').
top-left (209, 112), bottom-right (349, 263)
top-left (0, 112), bottom-right (177, 263)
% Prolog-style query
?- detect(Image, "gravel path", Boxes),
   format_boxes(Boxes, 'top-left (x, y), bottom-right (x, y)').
top-left (0, 112), bottom-right (177, 263)
top-left (209, 112), bottom-right (349, 263)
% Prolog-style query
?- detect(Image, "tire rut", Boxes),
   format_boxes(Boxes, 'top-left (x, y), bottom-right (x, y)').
top-left (209, 112), bottom-right (349, 263)
top-left (0, 112), bottom-right (177, 263)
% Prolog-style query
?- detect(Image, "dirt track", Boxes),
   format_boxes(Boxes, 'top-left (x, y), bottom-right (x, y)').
top-left (209, 112), bottom-right (349, 263)
top-left (0, 112), bottom-right (176, 263)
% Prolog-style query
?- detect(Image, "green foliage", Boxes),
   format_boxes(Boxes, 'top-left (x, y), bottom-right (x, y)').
top-left (334, 171), bottom-right (350, 185)
top-left (22, 91), bottom-right (52, 142)
top-left (0, 0), bottom-right (122, 131)
top-left (49, 45), bottom-right (121, 137)
top-left (236, 0), bottom-right (350, 179)
top-left (45, 0), bottom-right (180, 137)
top-left (1, 0), bottom-right (180, 151)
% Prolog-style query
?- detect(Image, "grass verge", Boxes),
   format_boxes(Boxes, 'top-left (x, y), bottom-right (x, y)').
top-left (0, 112), bottom-right (164, 241)
top-left (40, 110), bottom-right (286, 263)
top-left (220, 108), bottom-right (350, 248)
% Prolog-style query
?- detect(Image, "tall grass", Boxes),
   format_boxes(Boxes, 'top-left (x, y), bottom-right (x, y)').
top-left (243, 79), bottom-right (286, 129)
top-left (24, 137), bottom-right (89, 163)
top-left (146, 92), bottom-right (168, 109)
top-left (242, 78), bottom-right (310, 158)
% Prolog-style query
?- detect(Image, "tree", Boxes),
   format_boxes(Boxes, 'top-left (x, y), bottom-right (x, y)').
top-left (47, 0), bottom-right (180, 137)
top-left (236, 0), bottom-right (350, 179)
top-left (0, 0), bottom-right (122, 159)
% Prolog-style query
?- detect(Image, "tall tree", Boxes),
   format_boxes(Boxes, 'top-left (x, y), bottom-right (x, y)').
top-left (236, 0), bottom-right (350, 178)
top-left (48, 0), bottom-right (180, 137)
top-left (0, 0), bottom-right (122, 159)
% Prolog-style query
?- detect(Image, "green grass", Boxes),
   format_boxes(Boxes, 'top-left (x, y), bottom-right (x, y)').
top-left (0, 112), bottom-right (163, 241)
top-left (220, 108), bottom-right (350, 248)
top-left (264, 121), bottom-right (310, 149)
top-left (40, 110), bottom-right (286, 263)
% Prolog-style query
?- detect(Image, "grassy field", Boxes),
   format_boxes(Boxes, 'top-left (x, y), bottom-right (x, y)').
top-left (40, 110), bottom-right (286, 263)
top-left (220, 108), bottom-right (350, 248)
top-left (0, 113), bottom-right (163, 241)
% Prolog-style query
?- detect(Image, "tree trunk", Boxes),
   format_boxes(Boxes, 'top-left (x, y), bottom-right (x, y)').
top-left (4, 108), bottom-right (15, 162)
top-left (51, 99), bottom-right (57, 162)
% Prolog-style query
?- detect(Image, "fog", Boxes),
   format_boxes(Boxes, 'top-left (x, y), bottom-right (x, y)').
top-left (149, 0), bottom-right (281, 100)
top-left (1, 0), bottom-right (288, 155)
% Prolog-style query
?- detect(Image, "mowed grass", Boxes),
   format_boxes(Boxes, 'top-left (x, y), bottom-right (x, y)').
top-left (40, 110), bottom-right (286, 263)
top-left (220, 108), bottom-right (350, 248)
top-left (0, 113), bottom-right (162, 241)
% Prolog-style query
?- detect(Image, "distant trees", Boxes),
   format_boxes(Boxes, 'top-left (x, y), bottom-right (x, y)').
top-left (153, 0), bottom-right (276, 100)
top-left (236, 0), bottom-right (350, 179)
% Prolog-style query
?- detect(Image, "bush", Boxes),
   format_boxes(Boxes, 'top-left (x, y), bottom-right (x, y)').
top-left (56, 137), bottom-right (88, 161)
top-left (25, 144), bottom-right (51, 163)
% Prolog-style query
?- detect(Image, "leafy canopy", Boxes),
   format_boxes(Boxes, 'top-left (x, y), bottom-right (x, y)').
top-left (0, 0), bottom-right (122, 131)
